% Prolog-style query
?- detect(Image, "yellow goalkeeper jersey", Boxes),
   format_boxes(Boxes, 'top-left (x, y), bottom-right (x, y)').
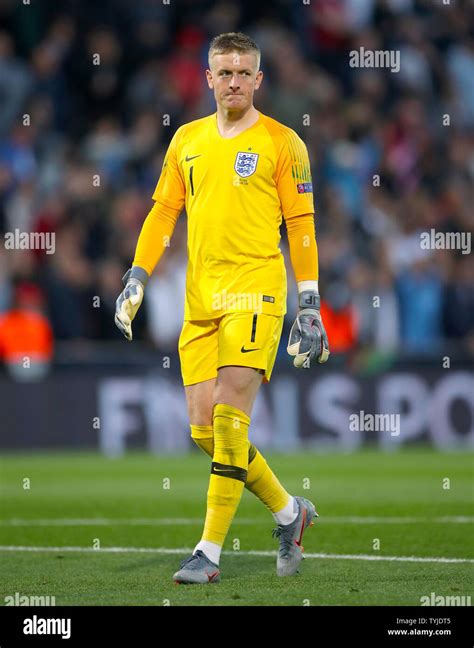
top-left (152, 111), bottom-right (314, 320)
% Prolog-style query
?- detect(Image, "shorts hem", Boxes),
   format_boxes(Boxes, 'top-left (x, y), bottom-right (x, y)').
top-left (182, 370), bottom-right (218, 387)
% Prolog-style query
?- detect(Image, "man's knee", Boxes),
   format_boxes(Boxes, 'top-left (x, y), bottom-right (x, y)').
top-left (189, 407), bottom-right (213, 426)
top-left (186, 380), bottom-right (215, 426)
top-left (190, 424), bottom-right (214, 457)
top-left (187, 394), bottom-right (212, 426)
top-left (213, 367), bottom-right (263, 414)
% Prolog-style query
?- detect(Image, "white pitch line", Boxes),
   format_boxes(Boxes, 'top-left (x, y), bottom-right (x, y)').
top-left (0, 516), bottom-right (472, 527)
top-left (0, 518), bottom-right (212, 527)
top-left (324, 516), bottom-right (474, 524)
top-left (0, 545), bottom-right (472, 564)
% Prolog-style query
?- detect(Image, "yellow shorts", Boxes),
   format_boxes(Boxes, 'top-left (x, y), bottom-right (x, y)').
top-left (178, 312), bottom-right (284, 386)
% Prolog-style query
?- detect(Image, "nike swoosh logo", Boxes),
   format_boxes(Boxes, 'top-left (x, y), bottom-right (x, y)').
top-left (241, 346), bottom-right (261, 353)
top-left (185, 154), bottom-right (201, 162)
top-left (208, 571), bottom-right (219, 582)
top-left (213, 467), bottom-right (232, 472)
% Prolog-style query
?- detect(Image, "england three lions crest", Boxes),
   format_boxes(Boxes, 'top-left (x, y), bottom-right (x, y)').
top-left (234, 152), bottom-right (259, 178)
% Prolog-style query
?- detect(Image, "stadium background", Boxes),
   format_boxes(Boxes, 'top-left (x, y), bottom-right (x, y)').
top-left (0, 0), bottom-right (472, 450)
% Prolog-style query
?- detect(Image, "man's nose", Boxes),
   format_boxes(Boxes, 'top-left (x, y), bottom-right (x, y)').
top-left (229, 74), bottom-right (240, 88)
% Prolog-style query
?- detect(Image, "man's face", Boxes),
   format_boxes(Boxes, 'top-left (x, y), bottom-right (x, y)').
top-left (206, 51), bottom-right (263, 113)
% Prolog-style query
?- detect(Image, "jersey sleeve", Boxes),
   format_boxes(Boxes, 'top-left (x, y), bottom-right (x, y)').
top-left (152, 129), bottom-right (186, 211)
top-left (275, 130), bottom-right (315, 219)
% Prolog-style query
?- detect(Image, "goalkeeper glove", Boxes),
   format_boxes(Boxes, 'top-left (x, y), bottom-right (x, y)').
top-left (287, 290), bottom-right (330, 368)
top-left (114, 267), bottom-right (148, 341)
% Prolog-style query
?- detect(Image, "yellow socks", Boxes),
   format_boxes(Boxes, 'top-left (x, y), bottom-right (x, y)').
top-left (190, 422), bottom-right (291, 519)
top-left (201, 404), bottom-right (249, 545)
top-left (245, 442), bottom-right (290, 513)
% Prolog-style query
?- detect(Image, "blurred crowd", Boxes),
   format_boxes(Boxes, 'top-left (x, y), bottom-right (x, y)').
top-left (0, 0), bottom-right (473, 366)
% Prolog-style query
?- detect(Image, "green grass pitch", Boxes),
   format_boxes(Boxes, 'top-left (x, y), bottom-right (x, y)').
top-left (0, 449), bottom-right (472, 606)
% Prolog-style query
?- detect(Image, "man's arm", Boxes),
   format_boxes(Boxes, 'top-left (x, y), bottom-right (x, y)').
top-left (114, 200), bottom-right (181, 340)
top-left (285, 211), bottom-right (330, 366)
top-left (285, 211), bottom-right (318, 286)
top-left (115, 129), bottom-right (185, 341)
top-left (273, 128), bottom-right (329, 366)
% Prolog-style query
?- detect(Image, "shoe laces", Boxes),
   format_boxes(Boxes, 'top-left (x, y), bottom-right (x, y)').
top-left (178, 552), bottom-right (201, 569)
top-left (272, 526), bottom-right (294, 558)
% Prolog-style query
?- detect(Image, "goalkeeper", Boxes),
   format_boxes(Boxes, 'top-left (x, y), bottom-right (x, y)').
top-left (115, 32), bottom-right (329, 584)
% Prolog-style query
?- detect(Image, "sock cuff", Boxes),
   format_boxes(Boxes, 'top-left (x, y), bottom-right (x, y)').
top-left (190, 424), bottom-right (213, 440)
top-left (213, 403), bottom-right (251, 428)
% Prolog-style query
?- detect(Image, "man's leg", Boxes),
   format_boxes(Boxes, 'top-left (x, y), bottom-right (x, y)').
top-left (186, 375), bottom-right (292, 521)
top-left (173, 367), bottom-right (257, 583)
top-left (191, 366), bottom-right (261, 572)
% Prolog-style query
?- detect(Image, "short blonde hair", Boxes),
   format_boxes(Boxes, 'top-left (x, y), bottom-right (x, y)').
top-left (208, 32), bottom-right (261, 69)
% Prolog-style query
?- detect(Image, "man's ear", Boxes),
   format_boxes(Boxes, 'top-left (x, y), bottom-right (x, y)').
top-left (206, 69), bottom-right (214, 89)
top-left (254, 70), bottom-right (263, 90)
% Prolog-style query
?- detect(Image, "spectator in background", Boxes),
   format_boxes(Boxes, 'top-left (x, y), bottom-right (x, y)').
top-left (348, 258), bottom-right (399, 352)
top-left (0, 248), bottom-right (12, 313)
top-left (0, 281), bottom-right (53, 380)
top-left (0, 121), bottom-right (37, 193)
top-left (42, 222), bottom-right (95, 339)
top-left (0, 31), bottom-right (33, 139)
top-left (265, 35), bottom-right (315, 132)
top-left (372, 264), bottom-right (399, 352)
top-left (396, 258), bottom-right (443, 353)
top-left (443, 255), bottom-right (474, 355)
top-left (80, 28), bottom-right (125, 126)
top-left (164, 26), bottom-right (206, 117)
top-left (82, 116), bottom-right (131, 188)
top-left (447, 34), bottom-right (474, 128)
top-left (320, 282), bottom-right (357, 355)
